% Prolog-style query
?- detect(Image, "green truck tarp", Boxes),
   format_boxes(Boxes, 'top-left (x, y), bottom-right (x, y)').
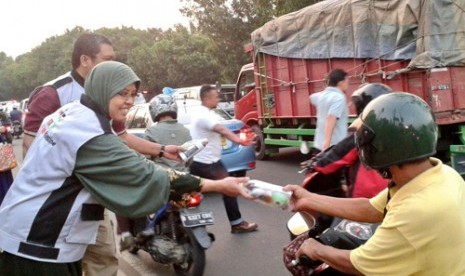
top-left (251, 0), bottom-right (465, 68)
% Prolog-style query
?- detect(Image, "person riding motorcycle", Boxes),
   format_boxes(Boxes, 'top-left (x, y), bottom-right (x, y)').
top-left (302, 83), bottom-right (392, 198)
top-left (117, 93), bottom-right (192, 247)
top-left (285, 92), bottom-right (465, 275)
top-left (0, 110), bottom-right (12, 143)
top-left (146, 94), bottom-right (191, 171)
top-left (9, 107), bottom-right (22, 123)
top-left (0, 61), bottom-right (252, 275)
top-left (9, 107), bottom-right (23, 138)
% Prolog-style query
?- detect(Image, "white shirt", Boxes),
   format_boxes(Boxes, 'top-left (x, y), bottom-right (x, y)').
top-left (190, 105), bottom-right (222, 163)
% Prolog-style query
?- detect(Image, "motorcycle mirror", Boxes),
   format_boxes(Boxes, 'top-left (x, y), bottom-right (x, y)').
top-left (300, 141), bottom-right (310, 155)
top-left (287, 212), bottom-right (315, 236)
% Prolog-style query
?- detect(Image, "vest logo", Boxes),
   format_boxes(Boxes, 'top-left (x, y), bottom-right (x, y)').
top-left (40, 109), bottom-right (67, 146)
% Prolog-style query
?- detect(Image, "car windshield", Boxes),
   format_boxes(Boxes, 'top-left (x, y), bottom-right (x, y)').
top-left (219, 86), bottom-right (235, 103)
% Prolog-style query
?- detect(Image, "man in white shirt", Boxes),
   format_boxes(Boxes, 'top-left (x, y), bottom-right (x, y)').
top-left (189, 85), bottom-right (258, 233)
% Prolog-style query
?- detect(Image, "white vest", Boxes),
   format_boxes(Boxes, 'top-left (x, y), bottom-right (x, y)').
top-left (0, 97), bottom-right (112, 263)
top-left (40, 71), bottom-right (84, 107)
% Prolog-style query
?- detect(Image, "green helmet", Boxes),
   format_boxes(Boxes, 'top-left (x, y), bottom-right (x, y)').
top-left (355, 92), bottom-right (438, 169)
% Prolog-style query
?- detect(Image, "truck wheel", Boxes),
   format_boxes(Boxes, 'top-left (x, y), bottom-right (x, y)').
top-left (251, 125), bottom-right (268, 160)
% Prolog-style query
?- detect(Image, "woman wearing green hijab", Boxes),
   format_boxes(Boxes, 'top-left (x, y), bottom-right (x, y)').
top-left (0, 61), bottom-right (250, 275)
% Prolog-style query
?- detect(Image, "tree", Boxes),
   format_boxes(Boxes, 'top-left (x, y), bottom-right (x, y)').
top-left (180, 0), bottom-right (321, 82)
top-left (0, 1), bottom-right (322, 101)
top-left (97, 26), bottom-right (164, 64)
top-left (128, 25), bottom-right (221, 96)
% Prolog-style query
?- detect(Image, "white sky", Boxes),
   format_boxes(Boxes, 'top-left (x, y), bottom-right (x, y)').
top-left (0, 0), bottom-right (189, 58)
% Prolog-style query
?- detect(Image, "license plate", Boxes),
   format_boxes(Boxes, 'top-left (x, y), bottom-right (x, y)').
top-left (180, 211), bottom-right (214, 227)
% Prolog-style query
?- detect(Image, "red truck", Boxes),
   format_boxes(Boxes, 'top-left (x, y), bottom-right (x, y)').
top-left (234, 0), bottom-right (465, 175)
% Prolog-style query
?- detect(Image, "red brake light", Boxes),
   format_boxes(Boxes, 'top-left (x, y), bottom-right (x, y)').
top-left (6, 126), bottom-right (11, 132)
top-left (239, 126), bottom-right (252, 142)
top-left (188, 193), bottom-right (202, 207)
top-left (248, 162), bottom-right (256, 169)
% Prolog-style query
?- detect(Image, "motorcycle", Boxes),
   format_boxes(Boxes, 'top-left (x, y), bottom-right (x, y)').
top-left (123, 193), bottom-right (215, 276)
top-left (287, 169), bottom-right (345, 240)
top-left (286, 212), bottom-right (378, 275)
top-left (285, 150), bottom-right (378, 275)
top-left (12, 120), bottom-right (22, 139)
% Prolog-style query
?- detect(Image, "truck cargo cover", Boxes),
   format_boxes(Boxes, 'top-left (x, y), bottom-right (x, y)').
top-left (251, 0), bottom-right (465, 68)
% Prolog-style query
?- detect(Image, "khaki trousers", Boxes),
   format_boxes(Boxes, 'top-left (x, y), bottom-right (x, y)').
top-left (82, 210), bottom-right (119, 276)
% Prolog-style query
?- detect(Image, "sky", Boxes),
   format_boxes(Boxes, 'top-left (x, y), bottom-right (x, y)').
top-left (0, 0), bottom-right (189, 58)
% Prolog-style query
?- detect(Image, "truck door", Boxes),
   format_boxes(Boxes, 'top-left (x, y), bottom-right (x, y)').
top-left (235, 69), bottom-right (257, 122)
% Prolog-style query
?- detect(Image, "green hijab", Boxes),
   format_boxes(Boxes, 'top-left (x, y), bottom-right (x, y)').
top-left (84, 61), bottom-right (140, 116)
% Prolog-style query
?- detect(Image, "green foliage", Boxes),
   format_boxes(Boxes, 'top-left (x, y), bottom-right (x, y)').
top-left (180, 0), bottom-right (320, 82)
top-left (0, 1), bottom-right (319, 101)
top-left (0, 27), bottom-right (85, 100)
top-left (128, 25), bottom-right (220, 97)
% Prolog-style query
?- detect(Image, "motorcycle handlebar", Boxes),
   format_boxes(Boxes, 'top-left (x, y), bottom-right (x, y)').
top-left (291, 255), bottom-right (321, 268)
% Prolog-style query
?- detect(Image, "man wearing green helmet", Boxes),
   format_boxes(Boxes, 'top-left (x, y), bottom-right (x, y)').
top-left (284, 92), bottom-right (465, 275)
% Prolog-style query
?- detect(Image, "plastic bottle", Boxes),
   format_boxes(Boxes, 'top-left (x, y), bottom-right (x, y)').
top-left (245, 180), bottom-right (291, 210)
top-left (179, 138), bottom-right (208, 163)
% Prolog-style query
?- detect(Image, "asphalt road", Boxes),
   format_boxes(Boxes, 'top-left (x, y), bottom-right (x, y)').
top-left (200, 148), bottom-right (308, 276)
top-left (12, 138), bottom-right (308, 276)
top-left (11, 137), bottom-right (23, 177)
top-left (119, 147), bottom-right (309, 276)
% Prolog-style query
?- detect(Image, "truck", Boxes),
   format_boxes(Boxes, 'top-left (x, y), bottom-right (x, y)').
top-left (234, 0), bottom-right (465, 175)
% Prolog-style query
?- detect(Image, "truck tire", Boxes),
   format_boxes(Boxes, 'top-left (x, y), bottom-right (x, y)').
top-left (251, 125), bottom-right (269, 160)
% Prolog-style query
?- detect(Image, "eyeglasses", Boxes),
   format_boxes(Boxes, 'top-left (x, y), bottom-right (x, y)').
top-left (117, 91), bottom-right (138, 101)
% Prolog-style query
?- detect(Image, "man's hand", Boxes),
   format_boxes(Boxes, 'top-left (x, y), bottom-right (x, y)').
top-left (240, 132), bottom-right (257, 146)
top-left (162, 145), bottom-right (185, 162)
top-left (283, 185), bottom-right (312, 212)
top-left (202, 177), bottom-right (253, 199)
top-left (296, 238), bottom-right (360, 275)
top-left (296, 238), bottom-right (326, 262)
top-left (299, 158), bottom-right (316, 172)
top-left (214, 124), bottom-right (256, 146)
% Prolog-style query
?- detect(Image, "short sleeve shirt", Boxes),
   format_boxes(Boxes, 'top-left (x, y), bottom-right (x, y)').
top-left (350, 158), bottom-right (465, 275)
top-left (189, 105), bottom-right (222, 164)
top-left (310, 87), bottom-right (348, 150)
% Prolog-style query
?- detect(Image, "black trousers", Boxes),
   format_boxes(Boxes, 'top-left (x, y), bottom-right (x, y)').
top-left (190, 160), bottom-right (242, 225)
top-left (0, 251), bottom-right (81, 276)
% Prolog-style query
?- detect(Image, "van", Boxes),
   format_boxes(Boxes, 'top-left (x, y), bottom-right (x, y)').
top-left (20, 98), bottom-right (29, 112)
top-left (174, 84), bottom-right (235, 116)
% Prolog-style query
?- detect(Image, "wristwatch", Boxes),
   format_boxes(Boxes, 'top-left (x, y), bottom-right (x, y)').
top-left (159, 145), bottom-right (165, 158)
